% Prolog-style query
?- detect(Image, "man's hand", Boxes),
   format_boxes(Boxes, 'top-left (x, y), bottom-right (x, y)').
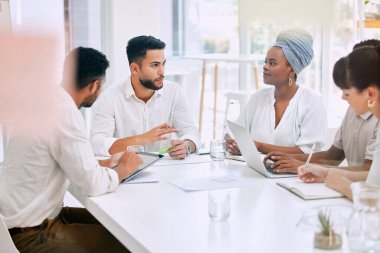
top-left (168, 140), bottom-right (187, 159)
top-left (264, 151), bottom-right (302, 173)
top-left (137, 123), bottom-right (177, 145)
top-left (298, 164), bottom-right (330, 183)
top-left (98, 152), bottom-right (123, 168)
top-left (226, 138), bottom-right (241, 155)
top-left (115, 151), bottom-right (143, 182)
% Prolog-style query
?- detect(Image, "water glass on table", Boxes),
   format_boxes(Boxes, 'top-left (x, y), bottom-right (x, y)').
top-left (126, 145), bottom-right (144, 153)
top-left (209, 189), bottom-right (230, 221)
top-left (210, 140), bottom-right (226, 161)
top-left (208, 148), bottom-right (230, 221)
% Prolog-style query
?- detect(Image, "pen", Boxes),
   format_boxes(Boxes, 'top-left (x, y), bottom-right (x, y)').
top-left (304, 144), bottom-right (316, 168)
top-left (159, 146), bottom-right (171, 155)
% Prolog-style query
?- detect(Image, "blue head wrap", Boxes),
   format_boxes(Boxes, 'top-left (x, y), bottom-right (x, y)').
top-left (273, 29), bottom-right (314, 75)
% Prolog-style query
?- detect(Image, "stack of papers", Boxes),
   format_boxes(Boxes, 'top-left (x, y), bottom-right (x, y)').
top-left (168, 175), bottom-right (257, 192)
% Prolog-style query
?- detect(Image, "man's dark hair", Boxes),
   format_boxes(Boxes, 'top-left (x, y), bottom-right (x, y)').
top-left (63, 47), bottom-right (109, 90)
top-left (347, 45), bottom-right (380, 92)
top-left (126, 35), bottom-right (166, 65)
top-left (353, 39), bottom-right (380, 50)
top-left (332, 57), bottom-right (348, 89)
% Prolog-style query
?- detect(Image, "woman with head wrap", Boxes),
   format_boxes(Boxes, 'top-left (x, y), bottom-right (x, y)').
top-left (227, 29), bottom-right (327, 157)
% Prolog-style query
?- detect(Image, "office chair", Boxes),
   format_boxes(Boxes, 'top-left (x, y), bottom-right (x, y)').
top-left (0, 214), bottom-right (20, 253)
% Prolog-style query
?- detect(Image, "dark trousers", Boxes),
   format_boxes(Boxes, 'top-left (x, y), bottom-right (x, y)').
top-left (10, 207), bottom-right (130, 253)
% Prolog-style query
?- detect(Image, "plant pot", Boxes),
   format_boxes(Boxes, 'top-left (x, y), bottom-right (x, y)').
top-left (314, 232), bottom-right (342, 250)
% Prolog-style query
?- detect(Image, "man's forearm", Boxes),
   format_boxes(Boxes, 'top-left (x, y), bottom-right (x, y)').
top-left (109, 136), bottom-right (139, 155)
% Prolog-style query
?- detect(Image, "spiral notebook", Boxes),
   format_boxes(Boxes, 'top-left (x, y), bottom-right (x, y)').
top-left (277, 178), bottom-right (344, 200)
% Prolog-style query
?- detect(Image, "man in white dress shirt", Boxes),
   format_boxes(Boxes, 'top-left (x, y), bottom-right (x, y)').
top-left (0, 47), bottom-right (141, 252)
top-left (90, 35), bottom-right (200, 159)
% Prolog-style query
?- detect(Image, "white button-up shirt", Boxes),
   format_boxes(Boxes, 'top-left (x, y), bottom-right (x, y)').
top-left (90, 79), bottom-right (200, 156)
top-left (236, 86), bottom-right (327, 153)
top-left (0, 88), bottom-right (119, 229)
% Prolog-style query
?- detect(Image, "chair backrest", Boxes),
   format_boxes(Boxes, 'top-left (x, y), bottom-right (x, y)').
top-left (0, 214), bottom-right (20, 253)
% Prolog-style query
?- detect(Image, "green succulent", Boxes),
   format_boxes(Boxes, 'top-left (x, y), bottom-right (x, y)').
top-left (318, 210), bottom-right (334, 236)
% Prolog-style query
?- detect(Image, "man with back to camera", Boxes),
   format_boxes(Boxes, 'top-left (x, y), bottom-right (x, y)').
top-left (0, 47), bottom-right (142, 253)
top-left (264, 39), bottom-right (380, 175)
top-left (90, 35), bottom-right (200, 159)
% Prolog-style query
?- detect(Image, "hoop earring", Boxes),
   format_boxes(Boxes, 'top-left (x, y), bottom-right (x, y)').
top-left (368, 100), bottom-right (376, 108)
top-left (289, 77), bottom-right (293, 86)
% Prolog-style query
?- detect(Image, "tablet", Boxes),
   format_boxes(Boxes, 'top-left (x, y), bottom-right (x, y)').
top-left (122, 152), bottom-right (164, 183)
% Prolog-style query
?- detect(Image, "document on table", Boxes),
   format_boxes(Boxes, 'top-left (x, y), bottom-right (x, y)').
top-left (276, 178), bottom-right (344, 200)
top-left (168, 175), bottom-right (256, 192)
top-left (154, 154), bottom-right (211, 166)
top-left (123, 171), bottom-right (159, 184)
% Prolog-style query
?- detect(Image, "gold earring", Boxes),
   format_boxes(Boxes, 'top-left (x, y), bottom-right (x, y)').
top-left (368, 100), bottom-right (376, 108)
top-left (289, 77), bottom-right (293, 86)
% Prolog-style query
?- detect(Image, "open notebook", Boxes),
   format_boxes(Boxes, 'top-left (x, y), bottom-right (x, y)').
top-left (277, 178), bottom-right (344, 200)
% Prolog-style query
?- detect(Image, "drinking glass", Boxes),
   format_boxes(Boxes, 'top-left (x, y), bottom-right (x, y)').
top-left (210, 140), bottom-right (226, 161)
top-left (208, 190), bottom-right (230, 221)
top-left (126, 145), bottom-right (144, 153)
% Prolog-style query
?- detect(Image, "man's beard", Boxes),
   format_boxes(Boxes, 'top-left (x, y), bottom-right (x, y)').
top-left (81, 93), bottom-right (97, 108)
top-left (140, 77), bottom-right (163, 91)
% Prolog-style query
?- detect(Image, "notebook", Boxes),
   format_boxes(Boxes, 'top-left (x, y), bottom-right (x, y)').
top-left (226, 120), bottom-right (297, 178)
top-left (121, 152), bottom-right (163, 183)
top-left (277, 178), bottom-right (344, 200)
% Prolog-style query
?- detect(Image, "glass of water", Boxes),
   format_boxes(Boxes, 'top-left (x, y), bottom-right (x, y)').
top-left (126, 145), bottom-right (144, 153)
top-left (210, 140), bottom-right (226, 161)
top-left (209, 190), bottom-right (230, 221)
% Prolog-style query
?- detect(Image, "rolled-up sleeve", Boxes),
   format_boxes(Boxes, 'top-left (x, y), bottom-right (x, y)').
top-left (172, 87), bottom-right (201, 150)
top-left (365, 122), bottom-right (379, 161)
top-left (90, 92), bottom-right (118, 156)
top-left (51, 106), bottom-right (119, 196)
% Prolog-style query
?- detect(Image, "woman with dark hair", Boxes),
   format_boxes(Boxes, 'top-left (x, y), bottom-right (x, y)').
top-left (299, 45), bottom-right (380, 199)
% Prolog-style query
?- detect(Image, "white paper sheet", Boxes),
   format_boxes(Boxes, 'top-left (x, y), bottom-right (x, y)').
top-left (154, 154), bottom-right (211, 166)
top-left (168, 175), bottom-right (256, 192)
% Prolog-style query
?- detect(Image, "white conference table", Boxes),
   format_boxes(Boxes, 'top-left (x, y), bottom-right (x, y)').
top-left (71, 156), bottom-right (352, 253)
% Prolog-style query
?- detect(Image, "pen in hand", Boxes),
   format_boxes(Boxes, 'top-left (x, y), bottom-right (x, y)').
top-left (303, 144), bottom-right (316, 169)
top-left (159, 146), bottom-right (171, 155)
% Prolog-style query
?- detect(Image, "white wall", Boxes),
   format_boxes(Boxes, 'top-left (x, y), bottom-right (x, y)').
top-left (102, 0), bottom-right (161, 87)
top-left (9, 0), bottom-right (65, 83)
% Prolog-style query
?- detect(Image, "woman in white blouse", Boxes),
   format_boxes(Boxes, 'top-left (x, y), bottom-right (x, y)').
top-left (228, 29), bottom-right (327, 155)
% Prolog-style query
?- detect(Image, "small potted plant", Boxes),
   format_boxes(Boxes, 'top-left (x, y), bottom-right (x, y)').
top-left (364, 0), bottom-right (380, 20)
top-left (314, 210), bottom-right (342, 250)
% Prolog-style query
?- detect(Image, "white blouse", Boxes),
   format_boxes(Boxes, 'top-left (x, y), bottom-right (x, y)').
top-left (236, 86), bottom-right (327, 153)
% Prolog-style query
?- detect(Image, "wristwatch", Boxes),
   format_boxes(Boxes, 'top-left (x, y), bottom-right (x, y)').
top-left (185, 140), bottom-right (192, 156)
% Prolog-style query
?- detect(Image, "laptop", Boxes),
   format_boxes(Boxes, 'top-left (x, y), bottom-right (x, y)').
top-left (121, 152), bottom-right (163, 182)
top-left (226, 120), bottom-right (297, 178)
